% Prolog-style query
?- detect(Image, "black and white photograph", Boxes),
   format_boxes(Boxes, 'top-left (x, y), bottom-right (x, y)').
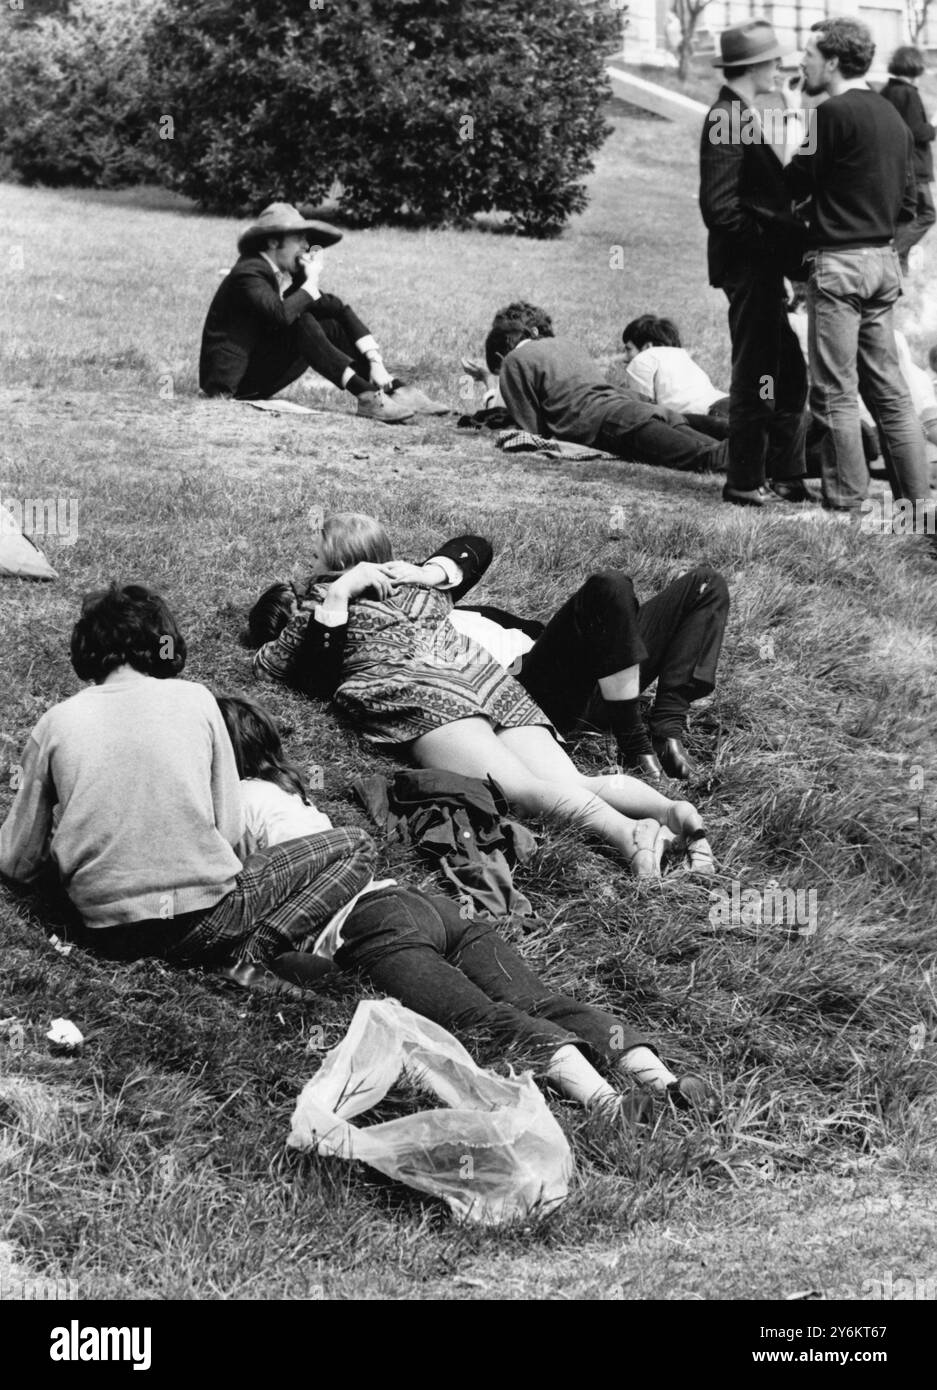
top-left (0, 0), bottom-right (935, 1337)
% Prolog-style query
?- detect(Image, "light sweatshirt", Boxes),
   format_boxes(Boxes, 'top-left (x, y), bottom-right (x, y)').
top-left (0, 668), bottom-right (244, 927)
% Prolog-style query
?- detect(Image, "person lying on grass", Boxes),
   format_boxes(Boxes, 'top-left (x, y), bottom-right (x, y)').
top-left (247, 512), bottom-right (717, 877)
top-left (461, 301), bottom-right (728, 470)
top-left (0, 584), bottom-right (376, 967)
top-left (199, 201), bottom-right (447, 425)
top-left (215, 693), bottom-right (720, 1119)
top-left (618, 314), bottom-right (730, 424)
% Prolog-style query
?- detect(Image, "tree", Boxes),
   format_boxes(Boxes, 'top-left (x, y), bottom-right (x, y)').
top-left (0, 0), bottom-right (164, 188)
top-left (906, 0), bottom-right (935, 42)
top-left (147, 0), bottom-right (619, 236)
top-left (671, 0), bottom-right (712, 81)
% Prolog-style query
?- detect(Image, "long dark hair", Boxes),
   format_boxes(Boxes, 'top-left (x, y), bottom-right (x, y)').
top-left (215, 694), bottom-right (311, 803)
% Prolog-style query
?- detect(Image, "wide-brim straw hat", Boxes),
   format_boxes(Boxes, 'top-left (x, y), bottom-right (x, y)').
top-left (237, 202), bottom-right (343, 253)
top-left (712, 20), bottom-right (785, 68)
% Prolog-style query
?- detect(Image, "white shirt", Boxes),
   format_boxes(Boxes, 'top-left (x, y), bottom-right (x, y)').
top-left (239, 778), bottom-right (395, 960)
top-left (626, 346), bottom-right (724, 415)
top-left (447, 609), bottom-right (535, 670)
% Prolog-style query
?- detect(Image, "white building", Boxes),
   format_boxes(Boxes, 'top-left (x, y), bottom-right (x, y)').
top-left (622, 1), bottom-right (935, 66)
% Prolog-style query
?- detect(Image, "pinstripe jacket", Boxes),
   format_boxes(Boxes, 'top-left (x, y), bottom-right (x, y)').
top-left (699, 84), bottom-right (805, 285)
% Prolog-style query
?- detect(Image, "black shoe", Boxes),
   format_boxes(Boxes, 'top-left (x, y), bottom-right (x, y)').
top-left (769, 479), bottom-right (819, 504)
top-left (667, 1075), bottom-right (720, 1118)
top-left (620, 750), bottom-right (664, 781)
top-left (652, 736), bottom-right (695, 780)
top-left (722, 483), bottom-right (772, 508)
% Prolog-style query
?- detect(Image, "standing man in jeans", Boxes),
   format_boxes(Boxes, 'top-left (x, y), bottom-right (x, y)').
top-left (699, 20), bottom-right (811, 508)
top-left (785, 18), bottom-right (931, 514)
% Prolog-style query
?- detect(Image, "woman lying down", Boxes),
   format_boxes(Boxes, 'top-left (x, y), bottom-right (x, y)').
top-left (0, 583), bottom-right (717, 1119)
top-left (249, 512), bottom-right (721, 880)
top-left (218, 694), bottom-right (719, 1120)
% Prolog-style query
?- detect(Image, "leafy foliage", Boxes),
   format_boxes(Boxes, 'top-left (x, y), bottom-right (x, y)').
top-left (0, 0), bottom-right (164, 189)
top-left (148, 0), bottom-right (618, 235)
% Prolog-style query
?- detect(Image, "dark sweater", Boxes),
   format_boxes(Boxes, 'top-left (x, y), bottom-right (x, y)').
top-left (879, 77), bottom-right (935, 182)
top-left (786, 89), bottom-right (916, 249)
top-left (499, 338), bottom-right (636, 444)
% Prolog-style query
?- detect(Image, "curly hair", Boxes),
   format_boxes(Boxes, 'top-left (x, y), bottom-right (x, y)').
top-left (70, 583), bottom-right (187, 683)
top-left (484, 302), bottom-right (554, 372)
top-left (811, 17), bottom-right (875, 79)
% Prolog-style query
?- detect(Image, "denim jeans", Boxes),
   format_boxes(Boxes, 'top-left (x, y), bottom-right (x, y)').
top-left (806, 246), bottom-right (930, 511)
top-left (335, 886), bottom-right (650, 1068)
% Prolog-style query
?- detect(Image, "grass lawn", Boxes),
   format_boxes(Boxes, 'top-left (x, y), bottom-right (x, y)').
top-left (1, 112), bottom-right (936, 1302)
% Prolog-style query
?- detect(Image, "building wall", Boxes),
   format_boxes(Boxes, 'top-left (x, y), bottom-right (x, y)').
top-left (625, 1), bottom-right (935, 59)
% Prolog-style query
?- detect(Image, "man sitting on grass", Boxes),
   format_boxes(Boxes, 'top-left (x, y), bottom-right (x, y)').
top-left (0, 583), bottom-right (376, 967)
top-left (199, 202), bottom-right (447, 424)
top-left (470, 303), bottom-right (729, 473)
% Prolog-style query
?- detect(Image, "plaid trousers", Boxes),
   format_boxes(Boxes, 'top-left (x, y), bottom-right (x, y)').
top-left (167, 828), bottom-right (376, 966)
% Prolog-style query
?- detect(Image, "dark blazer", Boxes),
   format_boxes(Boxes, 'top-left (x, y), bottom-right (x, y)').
top-left (292, 536), bottom-right (495, 701)
top-left (879, 78), bottom-right (935, 181)
top-left (199, 254), bottom-right (317, 395)
top-left (699, 85), bottom-right (806, 285)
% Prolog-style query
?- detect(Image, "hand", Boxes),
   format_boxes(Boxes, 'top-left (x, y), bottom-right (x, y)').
top-left (368, 358), bottom-right (395, 390)
top-left (460, 355), bottom-right (496, 388)
top-left (299, 248), bottom-right (323, 289)
top-left (379, 560), bottom-right (440, 586)
top-left (331, 561), bottom-right (398, 602)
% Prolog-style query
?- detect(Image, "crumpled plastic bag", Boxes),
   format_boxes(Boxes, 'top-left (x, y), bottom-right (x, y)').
top-left (287, 999), bottom-right (573, 1225)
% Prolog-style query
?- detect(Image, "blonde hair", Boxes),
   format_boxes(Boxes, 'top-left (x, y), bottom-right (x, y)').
top-left (320, 512), bottom-right (393, 570)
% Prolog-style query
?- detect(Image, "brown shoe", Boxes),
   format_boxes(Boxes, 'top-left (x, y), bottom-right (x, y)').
top-left (356, 390), bottom-right (415, 424)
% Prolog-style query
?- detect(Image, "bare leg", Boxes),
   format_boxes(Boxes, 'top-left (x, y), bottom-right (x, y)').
top-left (411, 718), bottom-right (653, 873)
top-left (497, 725), bottom-right (704, 833)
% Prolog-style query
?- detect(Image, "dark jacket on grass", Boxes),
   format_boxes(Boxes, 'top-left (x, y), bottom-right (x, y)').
top-left (879, 77), bottom-right (935, 182)
top-left (199, 254), bottom-right (319, 396)
top-left (699, 84), bottom-right (806, 284)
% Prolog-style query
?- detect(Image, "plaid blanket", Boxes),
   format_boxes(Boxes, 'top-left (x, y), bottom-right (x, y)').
top-left (495, 429), bottom-right (618, 461)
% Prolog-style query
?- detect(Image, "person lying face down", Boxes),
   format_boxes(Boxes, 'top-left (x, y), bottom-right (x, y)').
top-left (0, 582), bottom-right (376, 967)
top-left (620, 314), bottom-right (730, 421)
top-left (198, 201), bottom-right (447, 424)
top-left (247, 511), bottom-right (723, 877)
top-left (481, 302), bottom-right (728, 473)
top-left (214, 692), bottom-right (720, 1121)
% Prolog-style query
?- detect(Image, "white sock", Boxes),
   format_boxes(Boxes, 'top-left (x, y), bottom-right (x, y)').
top-left (617, 1045), bottom-right (677, 1093)
top-left (547, 1044), bottom-right (618, 1109)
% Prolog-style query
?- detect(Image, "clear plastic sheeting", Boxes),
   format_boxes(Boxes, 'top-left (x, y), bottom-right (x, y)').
top-left (288, 999), bottom-right (573, 1225)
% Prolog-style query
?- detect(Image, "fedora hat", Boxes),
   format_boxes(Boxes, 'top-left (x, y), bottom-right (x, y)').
top-left (712, 20), bottom-right (784, 68)
top-left (237, 202), bottom-right (343, 253)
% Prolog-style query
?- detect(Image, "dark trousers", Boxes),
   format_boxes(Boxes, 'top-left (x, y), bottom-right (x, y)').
top-left (895, 181), bottom-right (936, 268)
top-left (335, 886), bottom-right (649, 1067)
top-left (516, 568), bottom-right (729, 739)
top-left (722, 273), bottom-right (808, 489)
top-left (595, 398), bottom-right (727, 472)
top-left (236, 294), bottom-right (373, 399)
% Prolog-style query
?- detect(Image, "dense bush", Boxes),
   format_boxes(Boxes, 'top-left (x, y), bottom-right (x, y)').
top-left (0, 0), bottom-right (164, 189)
top-left (148, 0), bottom-right (619, 235)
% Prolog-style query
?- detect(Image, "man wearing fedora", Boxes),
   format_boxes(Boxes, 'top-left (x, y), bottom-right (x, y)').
top-left (785, 19), bottom-right (931, 514)
top-left (700, 20), bottom-right (811, 507)
top-left (199, 202), bottom-right (446, 422)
